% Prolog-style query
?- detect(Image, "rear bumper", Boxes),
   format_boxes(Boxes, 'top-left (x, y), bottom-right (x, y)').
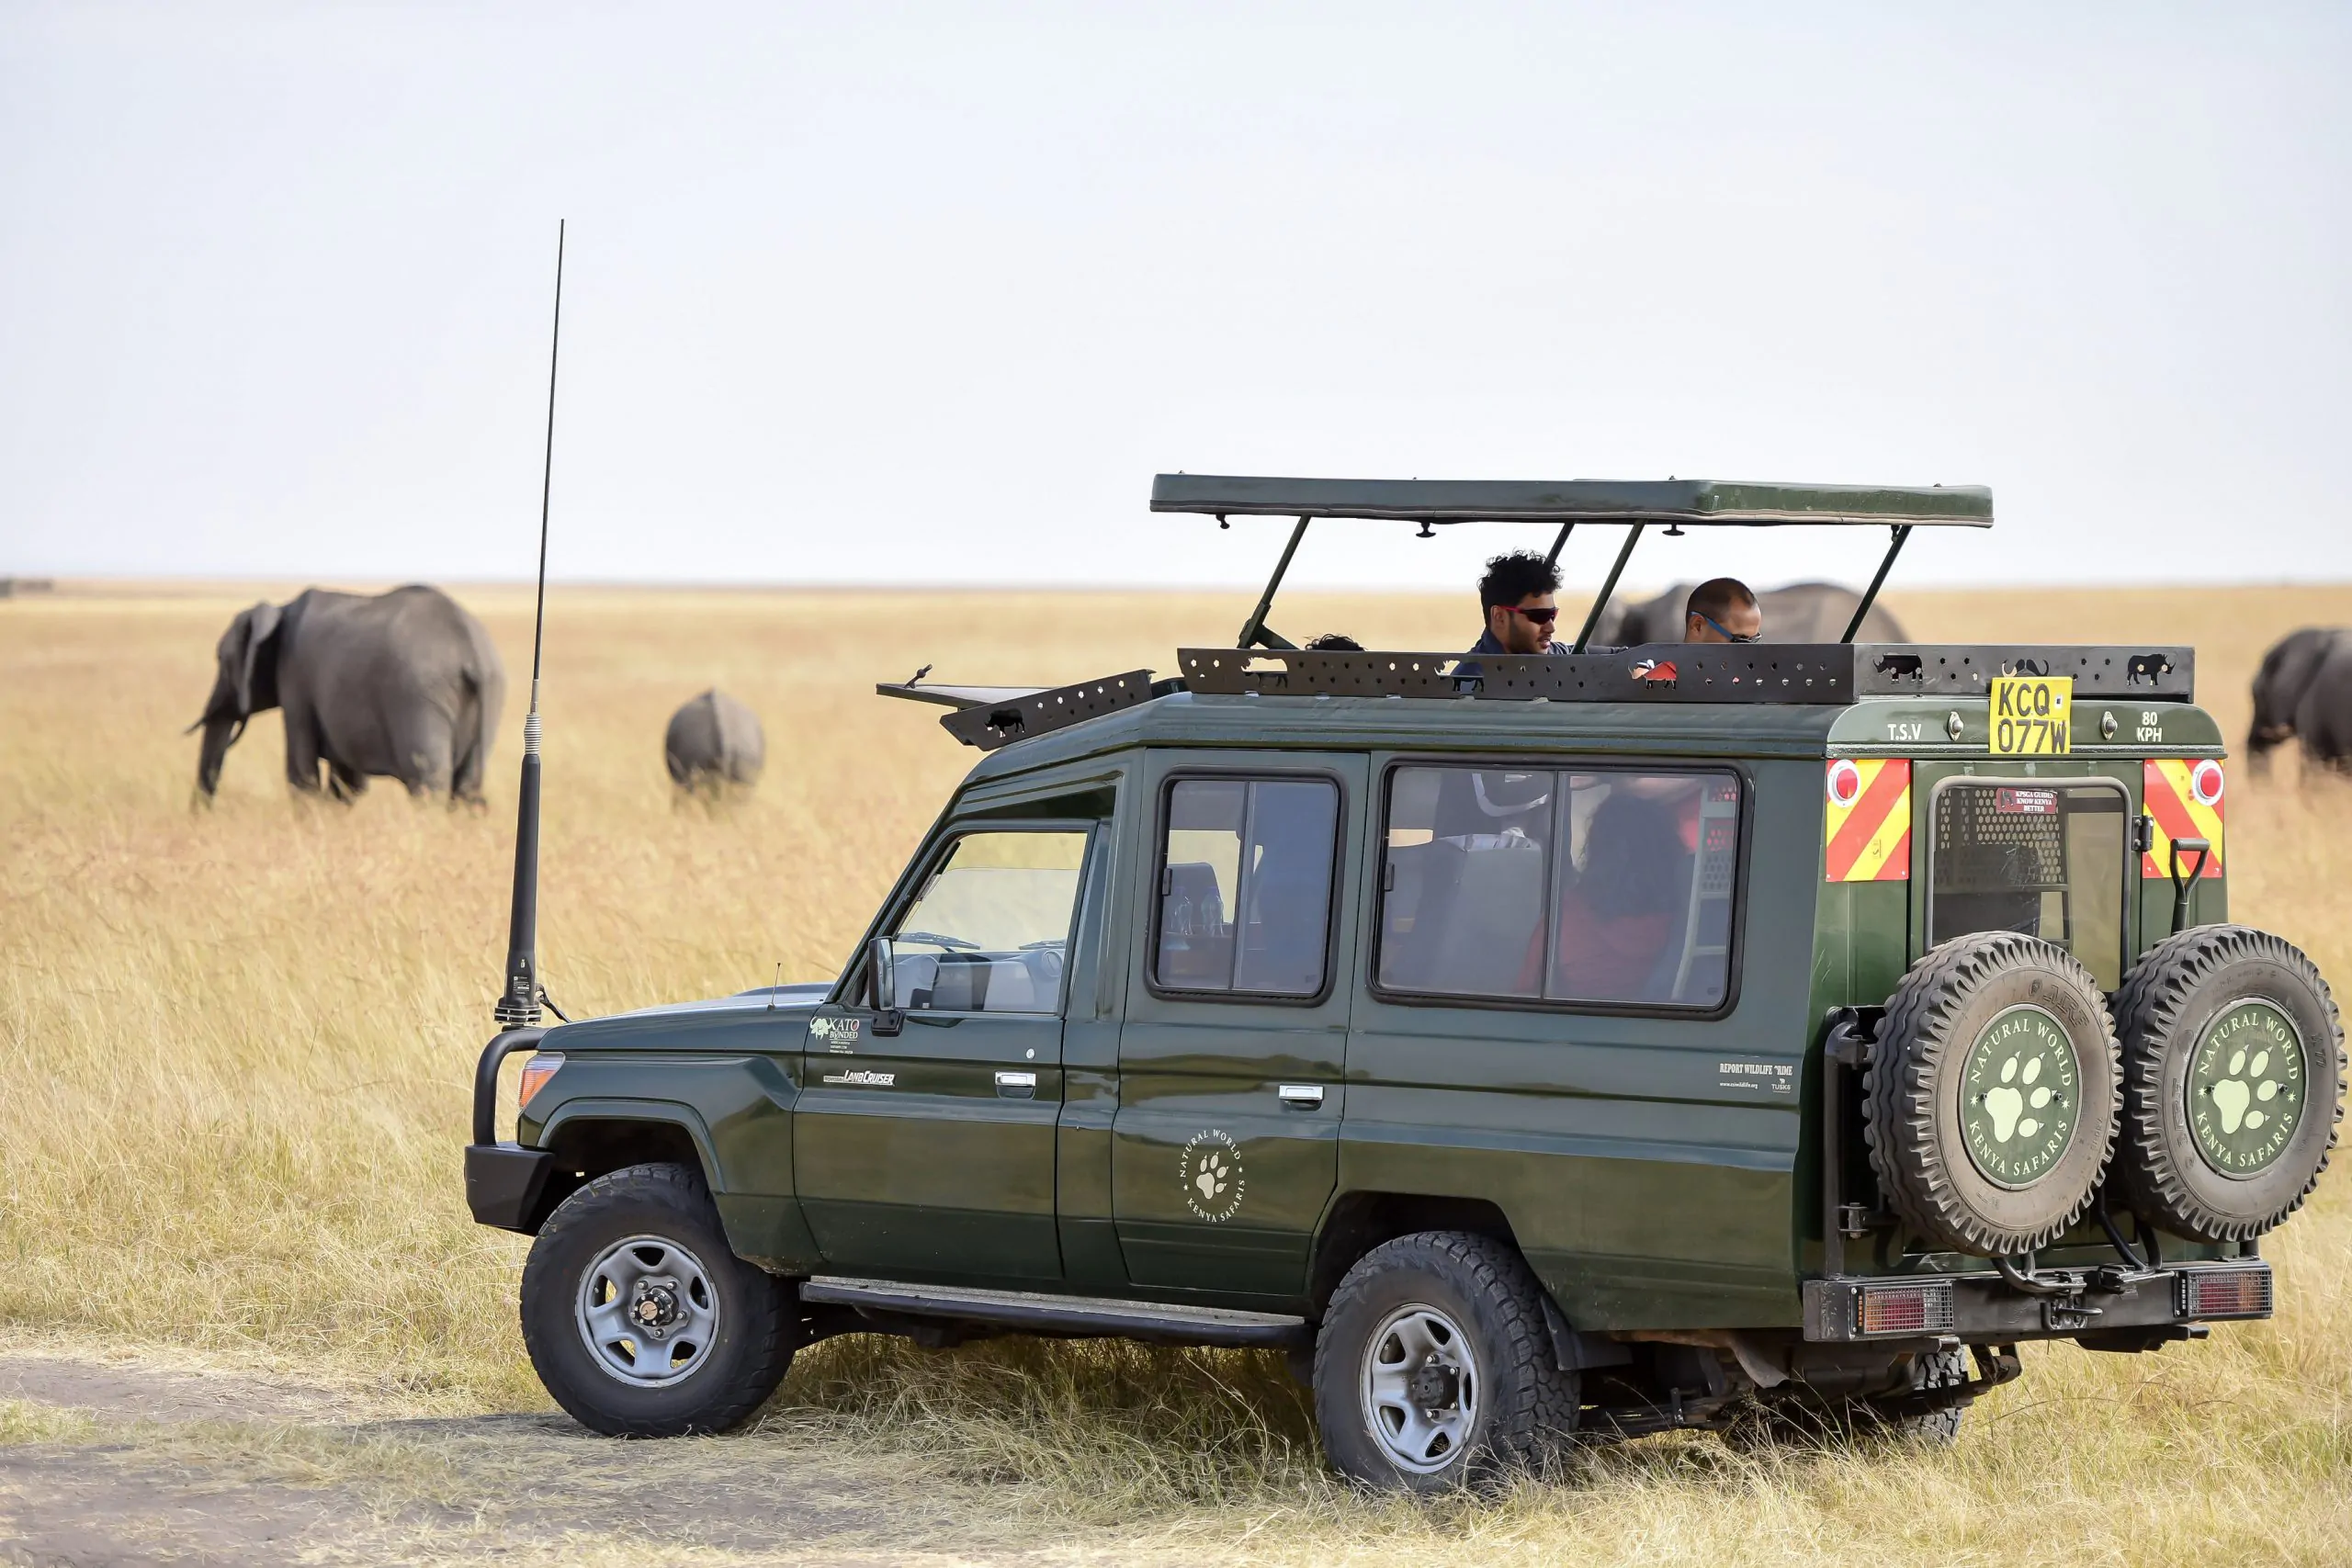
top-left (465, 1142), bottom-right (556, 1233)
top-left (1804, 1260), bottom-right (2271, 1344)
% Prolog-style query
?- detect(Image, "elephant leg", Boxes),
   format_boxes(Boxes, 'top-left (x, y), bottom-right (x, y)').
top-left (396, 726), bottom-right (454, 799)
top-left (327, 761), bottom-right (370, 801)
top-left (282, 704), bottom-right (325, 795)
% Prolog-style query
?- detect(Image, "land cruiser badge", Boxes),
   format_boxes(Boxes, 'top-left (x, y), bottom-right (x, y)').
top-left (1180, 1130), bottom-right (1246, 1223)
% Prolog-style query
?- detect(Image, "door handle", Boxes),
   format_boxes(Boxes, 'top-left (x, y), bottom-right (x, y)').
top-left (1277, 1084), bottom-right (1325, 1109)
top-left (995, 1071), bottom-right (1037, 1099)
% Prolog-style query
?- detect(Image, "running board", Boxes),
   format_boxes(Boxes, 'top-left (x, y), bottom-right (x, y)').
top-left (798, 1277), bottom-right (1310, 1348)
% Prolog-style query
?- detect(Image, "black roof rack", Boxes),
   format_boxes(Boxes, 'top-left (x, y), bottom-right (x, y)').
top-left (928, 669), bottom-right (1166, 750)
top-left (876, 679), bottom-right (1050, 712)
top-left (1177, 645), bottom-right (2194, 705)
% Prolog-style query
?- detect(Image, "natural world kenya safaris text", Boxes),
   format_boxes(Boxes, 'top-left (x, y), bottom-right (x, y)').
top-left (6, 583), bottom-right (2352, 1563)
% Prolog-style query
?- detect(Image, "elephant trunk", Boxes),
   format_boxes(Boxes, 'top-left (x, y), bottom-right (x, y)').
top-left (194, 713), bottom-right (244, 799)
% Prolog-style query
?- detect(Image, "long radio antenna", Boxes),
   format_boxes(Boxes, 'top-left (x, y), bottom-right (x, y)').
top-left (495, 220), bottom-right (565, 1030)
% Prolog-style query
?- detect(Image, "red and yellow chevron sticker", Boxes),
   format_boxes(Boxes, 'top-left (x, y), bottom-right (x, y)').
top-left (1825, 759), bottom-right (1912, 882)
top-left (2143, 759), bottom-right (2224, 879)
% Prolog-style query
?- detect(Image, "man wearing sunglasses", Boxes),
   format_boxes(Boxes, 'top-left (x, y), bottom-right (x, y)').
top-left (1682, 577), bottom-right (1763, 644)
top-left (1467, 550), bottom-right (1568, 660)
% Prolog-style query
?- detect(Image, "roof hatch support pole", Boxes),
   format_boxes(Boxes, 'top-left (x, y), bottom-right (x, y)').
top-left (1841, 524), bottom-right (1913, 643)
top-left (1235, 515), bottom-right (1308, 650)
top-left (1543, 521), bottom-right (1576, 570)
top-left (1571, 523), bottom-right (1644, 653)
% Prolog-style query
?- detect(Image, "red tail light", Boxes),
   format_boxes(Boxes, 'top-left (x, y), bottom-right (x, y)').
top-left (2178, 1266), bottom-right (2271, 1320)
top-left (1857, 1281), bottom-right (1956, 1336)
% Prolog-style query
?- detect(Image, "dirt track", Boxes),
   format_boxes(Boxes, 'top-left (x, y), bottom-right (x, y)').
top-left (0, 1350), bottom-right (1077, 1566)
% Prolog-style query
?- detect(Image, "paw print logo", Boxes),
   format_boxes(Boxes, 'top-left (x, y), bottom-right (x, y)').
top-left (1194, 1154), bottom-right (1229, 1202)
top-left (1982, 1052), bottom-right (2057, 1145)
top-left (2210, 1046), bottom-right (2279, 1135)
top-left (1962, 1010), bottom-right (2080, 1186)
top-left (2193, 1006), bottom-right (2304, 1174)
top-left (1180, 1131), bottom-right (1245, 1223)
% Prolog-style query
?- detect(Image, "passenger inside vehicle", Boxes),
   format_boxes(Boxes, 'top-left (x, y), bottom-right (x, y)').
top-left (1683, 577), bottom-right (1762, 643)
top-left (1521, 783), bottom-right (1689, 999)
top-left (1378, 766), bottom-right (1737, 1007)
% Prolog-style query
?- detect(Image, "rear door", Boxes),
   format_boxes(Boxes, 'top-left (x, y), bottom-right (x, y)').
top-left (795, 824), bottom-right (1095, 1282)
top-left (1111, 752), bottom-right (1363, 1301)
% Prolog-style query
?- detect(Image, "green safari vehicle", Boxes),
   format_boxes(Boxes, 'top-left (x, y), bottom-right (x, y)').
top-left (463, 475), bottom-right (2344, 1490)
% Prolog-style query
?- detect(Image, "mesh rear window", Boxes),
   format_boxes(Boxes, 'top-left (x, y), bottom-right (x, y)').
top-left (1928, 781), bottom-right (2127, 988)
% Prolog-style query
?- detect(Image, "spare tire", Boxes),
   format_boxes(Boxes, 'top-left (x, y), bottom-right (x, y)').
top-left (2109, 924), bottom-right (2346, 1243)
top-left (1866, 931), bottom-right (2121, 1257)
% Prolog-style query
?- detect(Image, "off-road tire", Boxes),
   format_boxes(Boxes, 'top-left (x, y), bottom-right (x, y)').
top-left (1312, 1232), bottom-right (1577, 1492)
top-left (1733, 1345), bottom-right (1979, 1449)
top-left (1865, 931), bottom-right (2121, 1257)
top-left (2109, 924), bottom-right (2346, 1242)
top-left (520, 1161), bottom-right (796, 1437)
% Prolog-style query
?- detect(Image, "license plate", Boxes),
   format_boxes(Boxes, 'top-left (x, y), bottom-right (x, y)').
top-left (1989, 675), bottom-right (2073, 755)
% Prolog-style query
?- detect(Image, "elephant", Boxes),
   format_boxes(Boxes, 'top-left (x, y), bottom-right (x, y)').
top-left (665, 689), bottom-right (765, 795)
top-left (2248, 627), bottom-right (2352, 775)
top-left (190, 584), bottom-right (505, 804)
top-left (1593, 581), bottom-right (1909, 647)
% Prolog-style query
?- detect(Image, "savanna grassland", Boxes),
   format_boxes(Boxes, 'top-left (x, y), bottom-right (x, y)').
top-left (6, 581), bottom-right (2352, 1564)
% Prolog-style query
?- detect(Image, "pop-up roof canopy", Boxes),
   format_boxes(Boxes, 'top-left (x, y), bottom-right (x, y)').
top-left (1149, 473), bottom-right (1994, 651)
top-left (1149, 474), bottom-right (1994, 526)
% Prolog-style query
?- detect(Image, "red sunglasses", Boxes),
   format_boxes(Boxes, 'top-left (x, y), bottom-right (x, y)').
top-left (1501, 604), bottom-right (1560, 626)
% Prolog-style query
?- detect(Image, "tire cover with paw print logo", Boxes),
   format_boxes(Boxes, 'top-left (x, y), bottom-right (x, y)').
top-left (2110, 924), bottom-right (2346, 1243)
top-left (1864, 931), bottom-right (2123, 1257)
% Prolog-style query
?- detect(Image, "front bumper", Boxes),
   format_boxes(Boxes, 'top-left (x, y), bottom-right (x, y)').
top-left (464, 1142), bottom-right (556, 1233)
top-left (1804, 1260), bottom-right (2272, 1344)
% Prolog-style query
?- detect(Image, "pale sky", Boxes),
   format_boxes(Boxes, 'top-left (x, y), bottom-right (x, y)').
top-left (4, 3), bottom-right (2346, 593)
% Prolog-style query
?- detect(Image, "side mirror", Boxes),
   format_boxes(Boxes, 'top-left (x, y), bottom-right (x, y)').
top-left (866, 936), bottom-right (904, 1035)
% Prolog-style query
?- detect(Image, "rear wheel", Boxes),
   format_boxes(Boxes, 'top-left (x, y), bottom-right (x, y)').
top-left (1312, 1232), bottom-right (1576, 1491)
top-left (1733, 1346), bottom-right (1986, 1449)
top-left (520, 1162), bottom-right (796, 1437)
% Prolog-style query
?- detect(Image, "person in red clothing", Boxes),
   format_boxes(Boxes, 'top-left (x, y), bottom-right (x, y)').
top-left (1520, 780), bottom-right (1691, 1000)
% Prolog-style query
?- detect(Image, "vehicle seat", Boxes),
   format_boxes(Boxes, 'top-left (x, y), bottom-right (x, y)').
top-left (1418, 836), bottom-right (1545, 997)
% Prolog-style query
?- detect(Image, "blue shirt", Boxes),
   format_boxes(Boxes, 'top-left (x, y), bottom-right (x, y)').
top-left (1457, 626), bottom-right (1570, 679)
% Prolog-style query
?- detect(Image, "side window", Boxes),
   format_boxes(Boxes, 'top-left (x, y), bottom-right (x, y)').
top-left (1155, 777), bottom-right (1340, 997)
top-left (887, 829), bottom-right (1089, 1013)
top-left (1378, 765), bottom-right (1742, 1009)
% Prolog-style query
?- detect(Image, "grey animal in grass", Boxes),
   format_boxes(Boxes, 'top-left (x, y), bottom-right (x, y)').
top-left (189, 585), bottom-right (505, 804)
top-left (665, 689), bottom-right (766, 795)
top-left (1592, 581), bottom-right (1908, 647)
top-left (2248, 627), bottom-right (2352, 775)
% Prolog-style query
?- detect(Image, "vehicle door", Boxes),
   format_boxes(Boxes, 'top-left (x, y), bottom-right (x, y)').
top-left (1344, 759), bottom-right (1792, 1330)
top-left (795, 823), bottom-right (1096, 1283)
top-left (1111, 753), bottom-right (1363, 1301)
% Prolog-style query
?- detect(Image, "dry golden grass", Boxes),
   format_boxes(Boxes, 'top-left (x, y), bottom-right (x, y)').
top-left (6, 580), bottom-right (2352, 1564)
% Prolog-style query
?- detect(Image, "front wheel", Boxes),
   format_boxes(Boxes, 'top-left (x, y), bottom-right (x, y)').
top-left (1312, 1232), bottom-right (1577, 1491)
top-left (520, 1162), bottom-right (796, 1436)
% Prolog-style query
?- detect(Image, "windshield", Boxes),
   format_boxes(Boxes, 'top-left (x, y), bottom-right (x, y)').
top-left (1928, 780), bottom-right (2128, 989)
top-left (886, 829), bottom-right (1089, 1013)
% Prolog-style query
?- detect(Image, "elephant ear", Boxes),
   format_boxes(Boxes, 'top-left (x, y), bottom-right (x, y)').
top-left (232, 601), bottom-right (283, 716)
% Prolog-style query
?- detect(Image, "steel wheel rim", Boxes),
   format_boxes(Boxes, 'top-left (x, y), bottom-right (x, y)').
top-left (1360, 1303), bottom-right (1479, 1474)
top-left (573, 1233), bottom-right (721, 1387)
